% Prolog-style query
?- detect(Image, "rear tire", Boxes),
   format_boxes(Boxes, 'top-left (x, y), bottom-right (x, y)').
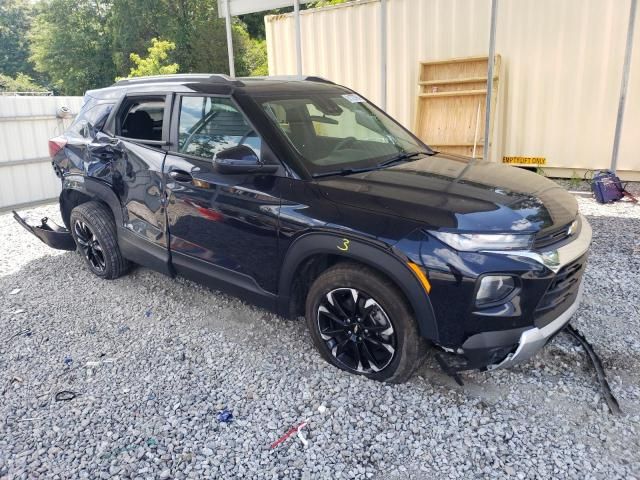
top-left (305, 262), bottom-right (425, 383)
top-left (69, 201), bottom-right (129, 279)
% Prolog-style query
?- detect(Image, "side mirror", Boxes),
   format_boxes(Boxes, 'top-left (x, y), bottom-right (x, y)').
top-left (213, 145), bottom-right (279, 175)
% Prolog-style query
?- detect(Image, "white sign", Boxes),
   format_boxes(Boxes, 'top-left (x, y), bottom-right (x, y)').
top-left (218, 0), bottom-right (313, 18)
top-left (342, 94), bottom-right (365, 103)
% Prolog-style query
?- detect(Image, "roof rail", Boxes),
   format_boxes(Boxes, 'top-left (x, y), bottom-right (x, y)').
top-left (239, 75), bottom-right (335, 84)
top-left (113, 74), bottom-right (240, 86)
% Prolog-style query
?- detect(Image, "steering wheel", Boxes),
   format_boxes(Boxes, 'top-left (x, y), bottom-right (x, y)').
top-left (334, 136), bottom-right (356, 151)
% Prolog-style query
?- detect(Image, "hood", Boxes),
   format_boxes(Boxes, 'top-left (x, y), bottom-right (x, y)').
top-left (314, 153), bottom-right (578, 234)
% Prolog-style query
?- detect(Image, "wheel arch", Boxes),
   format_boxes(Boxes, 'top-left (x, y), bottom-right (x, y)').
top-left (61, 175), bottom-right (123, 228)
top-left (277, 232), bottom-right (439, 341)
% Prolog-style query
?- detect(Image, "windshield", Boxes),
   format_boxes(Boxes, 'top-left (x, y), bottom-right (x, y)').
top-left (259, 92), bottom-right (430, 176)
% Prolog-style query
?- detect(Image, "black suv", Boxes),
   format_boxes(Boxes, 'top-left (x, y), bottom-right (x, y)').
top-left (14, 74), bottom-right (591, 383)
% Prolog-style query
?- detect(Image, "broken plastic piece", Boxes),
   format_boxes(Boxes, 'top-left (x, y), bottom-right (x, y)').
top-left (12, 211), bottom-right (76, 251)
top-left (435, 353), bottom-right (465, 386)
top-left (270, 420), bottom-right (308, 449)
top-left (564, 324), bottom-right (622, 415)
top-left (55, 390), bottom-right (78, 402)
top-left (216, 408), bottom-right (233, 423)
top-left (296, 422), bottom-right (309, 447)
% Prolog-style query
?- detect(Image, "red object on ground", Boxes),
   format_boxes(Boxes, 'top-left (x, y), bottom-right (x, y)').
top-left (270, 421), bottom-right (307, 449)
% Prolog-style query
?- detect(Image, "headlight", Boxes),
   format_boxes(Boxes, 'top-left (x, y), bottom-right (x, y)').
top-left (430, 231), bottom-right (533, 251)
top-left (475, 275), bottom-right (516, 306)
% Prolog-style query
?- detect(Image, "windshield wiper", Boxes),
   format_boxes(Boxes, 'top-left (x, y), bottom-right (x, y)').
top-left (312, 151), bottom-right (432, 179)
top-left (312, 167), bottom-right (362, 178)
top-left (376, 151), bottom-right (428, 168)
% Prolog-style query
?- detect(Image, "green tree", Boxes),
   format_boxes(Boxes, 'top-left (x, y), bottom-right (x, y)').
top-left (124, 38), bottom-right (179, 78)
top-left (30, 0), bottom-right (116, 95)
top-left (0, 0), bottom-right (35, 77)
top-left (244, 39), bottom-right (268, 76)
top-left (110, 0), bottom-right (173, 76)
top-left (0, 73), bottom-right (49, 93)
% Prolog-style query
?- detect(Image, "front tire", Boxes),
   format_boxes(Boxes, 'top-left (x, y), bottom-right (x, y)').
top-left (69, 201), bottom-right (129, 279)
top-left (305, 262), bottom-right (424, 383)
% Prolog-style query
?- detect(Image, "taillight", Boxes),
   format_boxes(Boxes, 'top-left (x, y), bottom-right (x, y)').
top-left (48, 136), bottom-right (67, 158)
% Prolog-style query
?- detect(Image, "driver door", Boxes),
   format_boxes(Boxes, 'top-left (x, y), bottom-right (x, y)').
top-left (163, 94), bottom-right (281, 306)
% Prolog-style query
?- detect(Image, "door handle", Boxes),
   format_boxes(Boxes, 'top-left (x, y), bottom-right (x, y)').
top-left (168, 169), bottom-right (193, 183)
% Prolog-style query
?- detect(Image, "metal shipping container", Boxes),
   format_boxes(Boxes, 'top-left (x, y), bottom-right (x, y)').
top-left (265, 0), bottom-right (640, 179)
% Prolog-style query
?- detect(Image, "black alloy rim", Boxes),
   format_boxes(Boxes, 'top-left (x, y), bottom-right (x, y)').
top-left (317, 288), bottom-right (396, 373)
top-left (73, 220), bottom-right (106, 272)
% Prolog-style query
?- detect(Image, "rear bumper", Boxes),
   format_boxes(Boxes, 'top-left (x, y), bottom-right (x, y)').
top-left (12, 211), bottom-right (76, 251)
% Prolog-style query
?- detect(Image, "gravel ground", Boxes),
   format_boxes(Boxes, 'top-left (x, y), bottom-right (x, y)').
top-left (1, 195), bottom-right (639, 479)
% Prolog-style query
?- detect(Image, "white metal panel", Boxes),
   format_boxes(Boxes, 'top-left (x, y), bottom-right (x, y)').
top-left (0, 96), bottom-right (83, 209)
top-left (265, 0), bottom-right (640, 176)
top-left (218, 0), bottom-right (313, 17)
top-left (618, 0), bottom-right (640, 173)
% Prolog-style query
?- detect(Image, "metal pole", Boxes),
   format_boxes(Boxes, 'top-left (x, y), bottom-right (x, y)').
top-left (483, 0), bottom-right (498, 162)
top-left (472, 101), bottom-right (482, 159)
top-left (294, 0), bottom-right (303, 76)
top-left (225, 0), bottom-right (235, 77)
top-left (611, 0), bottom-right (637, 172)
top-left (380, 0), bottom-right (387, 109)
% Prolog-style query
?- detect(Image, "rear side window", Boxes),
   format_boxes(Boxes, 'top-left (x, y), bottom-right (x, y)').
top-left (117, 96), bottom-right (165, 141)
top-left (177, 96), bottom-right (260, 159)
top-left (68, 101), bottom-right (114, 138)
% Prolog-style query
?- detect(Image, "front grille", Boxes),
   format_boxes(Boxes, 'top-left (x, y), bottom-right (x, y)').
top-left (534, 222), bottom-right (573, 250)
top-left (534, 255), bottom-right (586, 328)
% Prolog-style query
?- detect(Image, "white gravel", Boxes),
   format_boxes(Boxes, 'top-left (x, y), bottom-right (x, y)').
top-left (1, 195), bottom-right (639, 479)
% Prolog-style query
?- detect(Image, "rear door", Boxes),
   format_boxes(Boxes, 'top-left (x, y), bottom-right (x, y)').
top-left (163, 93), bottom-right (282, 305)
top-left (97, 93), bottom-right (173, 273)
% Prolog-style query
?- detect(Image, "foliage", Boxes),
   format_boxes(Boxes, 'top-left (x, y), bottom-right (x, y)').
top-left (309, 0), bottom-right (349, 7)
top-left (0, 73), bottom-right (49, 93)
top-left (24, 0), bottom-right (270, 94)
top-left (30, 0), bottom-right (116, 95)
top-left (244, 39), bottom-right (269, 76)
top-left (569, 170), bottom-right (582, 190)
top-left (125, 38), bottom-right (179, 78)
top-left (0, 0), bottom-right (35, 77)
top-left (109, 0), bottom-right (173, 75)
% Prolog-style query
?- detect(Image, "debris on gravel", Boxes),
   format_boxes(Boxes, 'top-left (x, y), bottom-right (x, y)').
top-left (1, 196), bottom-right (639, 479)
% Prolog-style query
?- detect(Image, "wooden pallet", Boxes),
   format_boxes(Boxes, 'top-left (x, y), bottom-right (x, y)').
top-left (414, 55), bottom-right (501, 158)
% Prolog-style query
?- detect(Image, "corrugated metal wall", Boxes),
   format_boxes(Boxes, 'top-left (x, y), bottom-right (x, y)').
top-left (266, 0), bottom-right (640, 178)
top-left (0, 96), bottom-right (83, 209)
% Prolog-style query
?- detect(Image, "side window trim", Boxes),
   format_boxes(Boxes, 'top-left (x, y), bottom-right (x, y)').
top-left (169, 93), bottom-right (266, 161)
top-left (108, 92), bottom-right (173, 149)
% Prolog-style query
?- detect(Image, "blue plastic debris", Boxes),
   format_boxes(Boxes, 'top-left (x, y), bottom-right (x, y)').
top-left (216, 408), bottom-right (233, 423)
top-left (63, 356), bottom-right (73, 367)
top-left (144, 309), bottom-right (152, 318)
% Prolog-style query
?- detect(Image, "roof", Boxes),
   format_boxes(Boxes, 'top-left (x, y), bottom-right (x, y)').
top-left (86, 74), bottom-right (342, 100)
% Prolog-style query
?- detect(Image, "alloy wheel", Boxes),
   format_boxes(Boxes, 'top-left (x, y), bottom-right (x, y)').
top-left (73, 220), bottom-right (106, 272)
top-left (317, 288), bottom-right (396, 373)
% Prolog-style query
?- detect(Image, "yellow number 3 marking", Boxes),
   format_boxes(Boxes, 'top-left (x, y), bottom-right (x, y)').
top-left (337, 238), bottom-right (350, 251)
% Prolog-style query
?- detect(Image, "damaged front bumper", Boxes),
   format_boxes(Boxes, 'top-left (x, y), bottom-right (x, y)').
top-left (12, 211), bottom-right (76, 251)
top-left (486, 280), bottom-right (584, 369)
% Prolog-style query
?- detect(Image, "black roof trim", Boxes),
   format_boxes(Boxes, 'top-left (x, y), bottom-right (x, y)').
top-left (239, 75), bottom-right (334, 84)
top-left (113, 74), bottom-right (243, 87)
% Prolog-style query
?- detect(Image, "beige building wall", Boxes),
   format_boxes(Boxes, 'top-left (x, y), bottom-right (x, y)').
top-left (266, 0), bottom-right (640, 180)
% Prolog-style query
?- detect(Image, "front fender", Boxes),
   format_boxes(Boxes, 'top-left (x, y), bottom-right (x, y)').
top-left (278, 232), bottom-right (439, 340)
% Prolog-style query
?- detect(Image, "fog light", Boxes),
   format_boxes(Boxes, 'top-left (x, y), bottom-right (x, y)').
top-left (475, 275), bottom-right (515, 306)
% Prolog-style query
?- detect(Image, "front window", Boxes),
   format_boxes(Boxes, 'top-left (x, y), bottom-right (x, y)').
top-left (260, 92), bottom-right (428, 176)
top-left (178, 96), bottom-right (261, 160)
